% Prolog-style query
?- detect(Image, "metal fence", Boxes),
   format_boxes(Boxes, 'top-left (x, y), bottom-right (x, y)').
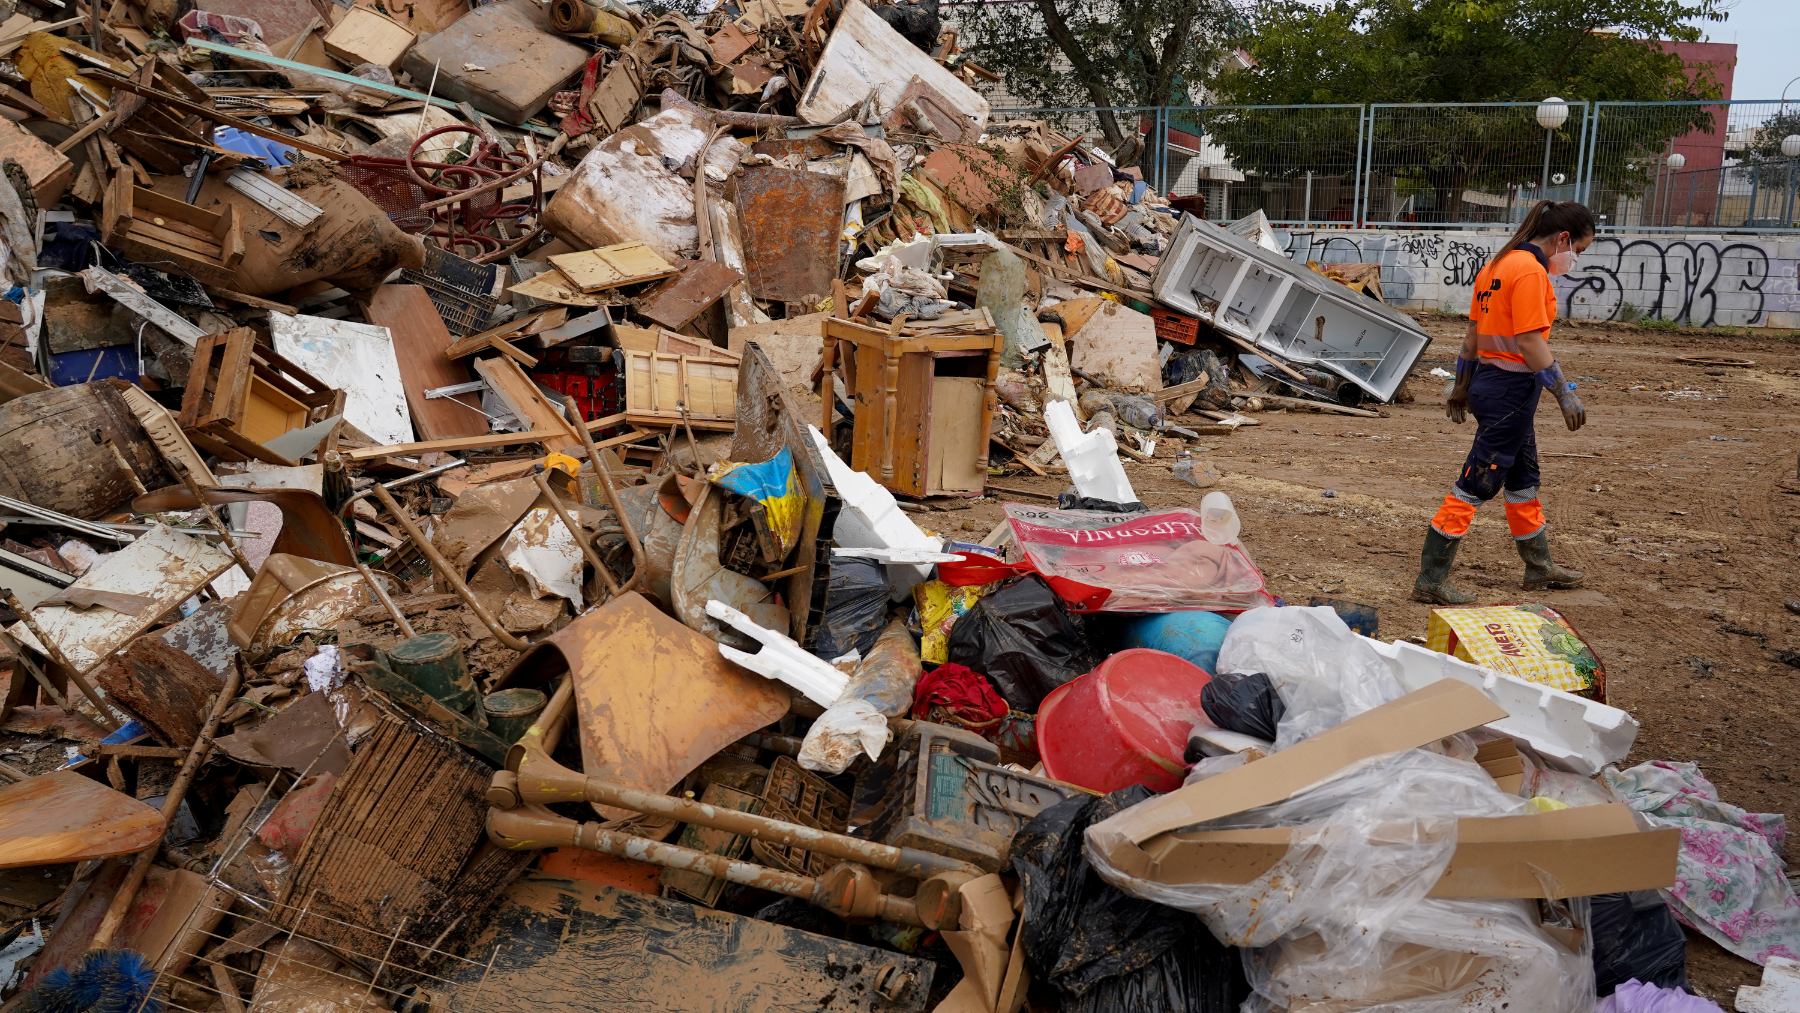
top-left (988, 98), bottom-right (1800, 233)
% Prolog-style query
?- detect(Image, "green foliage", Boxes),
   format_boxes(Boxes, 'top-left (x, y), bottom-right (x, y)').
top-left (957, 0), bottom-right (1246, 145)
top-left (1202, 0), bottom-right (1730, 219)
top-left (1740, 109), bottom-right (1800, 187)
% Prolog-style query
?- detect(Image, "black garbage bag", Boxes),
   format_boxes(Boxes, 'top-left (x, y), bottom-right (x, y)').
top-left (1011, 787), bottom-right (1247, 1012)
top-left (946, 575), bottom-right (1096, 711)
top-left (1198, 672), bottom-right (1285, 742)
top-left (810, 556), bottom-right (890, 660)
top-left (1056, 493), bottom-right (1147, 513)
top-left (1592, 891), bottom-right (1690, 997)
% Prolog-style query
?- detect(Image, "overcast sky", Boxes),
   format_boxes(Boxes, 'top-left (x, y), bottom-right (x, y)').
top-left (1705, 0), bottom-right (1798, 102)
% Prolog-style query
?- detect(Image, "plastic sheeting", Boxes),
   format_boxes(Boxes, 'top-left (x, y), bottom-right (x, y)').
top-left (1004, 505), bottom-right (1266, 614)
top-left (1214, 606), bottom-right (1408, 750)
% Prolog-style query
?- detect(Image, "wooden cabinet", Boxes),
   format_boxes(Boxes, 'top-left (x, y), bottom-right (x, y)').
top-left (820, 313), bottom-right (1002, 498)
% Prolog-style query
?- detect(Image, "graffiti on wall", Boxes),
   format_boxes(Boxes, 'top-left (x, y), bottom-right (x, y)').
top-left (1278, 229), bottom-right (1791, 327)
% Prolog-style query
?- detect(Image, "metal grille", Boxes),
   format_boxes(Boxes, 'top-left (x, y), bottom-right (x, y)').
top-left (1584, 99), bottom-right (1799, 230)
top-left (1363, 102), bottom-right (1589, 228)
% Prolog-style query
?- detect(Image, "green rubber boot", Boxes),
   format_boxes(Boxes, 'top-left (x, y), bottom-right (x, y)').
top-left (1518, 531), bottom-right (1584, 590)
top-left (1412, 528), bottom-right (1476, 605)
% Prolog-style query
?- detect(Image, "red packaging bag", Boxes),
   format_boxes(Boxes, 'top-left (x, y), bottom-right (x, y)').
top-left (1003, 504), bottom-right (1267, 613)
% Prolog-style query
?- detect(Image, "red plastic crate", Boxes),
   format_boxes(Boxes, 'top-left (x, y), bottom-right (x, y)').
top-left (1151, 305), bottom-right (1201, 346)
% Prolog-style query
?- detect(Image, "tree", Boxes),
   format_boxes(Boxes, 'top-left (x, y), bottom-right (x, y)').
top-left (1742, 109), bottom-right (1800, 186)
top-left (1203, 0), bottom-right (1730, 222)
top-left (955, 0), bottom-right (1248, 151)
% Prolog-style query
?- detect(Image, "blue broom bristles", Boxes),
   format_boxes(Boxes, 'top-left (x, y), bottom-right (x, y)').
top-left (16, 950), bottom-right (162, 1013)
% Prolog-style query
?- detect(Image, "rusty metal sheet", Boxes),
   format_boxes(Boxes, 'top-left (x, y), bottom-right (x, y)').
top-left (918, 145), bottom-right (1008, 216)
top-left (8, 524), bottom-right (233, 674)
top-left (499, 591), bottom-right (789, 820)
top-left (637, 259), bottom-right (743, 332)
top-left (733, 166), bottom-right (845, 304)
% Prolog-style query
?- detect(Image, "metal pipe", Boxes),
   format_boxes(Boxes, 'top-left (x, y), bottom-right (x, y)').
top-left (2, 591), bottom-right (121, 731)
top-left (369, 484), bottom-right (529, 651)
top-left (486, 804), bottom-right (924, 926)
top-left (562, 396), bottom-right (646, 593)
top-left (532, 469), bottom-right (621, 598)
top-left (1540, 127), bottom-right (1553, 194)
top-left (510, 744), bottom-right (976, 880)
top-left (353, 559), bottom-right (415, 638)
top-left (91, 657), bottom-right (243, 949)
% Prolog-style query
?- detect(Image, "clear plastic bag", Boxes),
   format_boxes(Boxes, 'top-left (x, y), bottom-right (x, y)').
top-left (1215, 606), bottom-right (1408, 749)
top-left (1086, 749), bottom-right (1596, 1012)
top-left (798, 698), bottom-right (890, 774)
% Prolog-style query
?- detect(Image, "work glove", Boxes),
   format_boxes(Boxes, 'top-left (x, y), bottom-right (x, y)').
top-left (1535, 362), bottom-right (1586, 432)
top-left (1445, 356), bottom-right (1476, 424)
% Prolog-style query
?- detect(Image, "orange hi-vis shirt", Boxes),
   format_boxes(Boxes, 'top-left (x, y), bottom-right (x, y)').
top-left (1466, 247), bottom-right (1556, 372)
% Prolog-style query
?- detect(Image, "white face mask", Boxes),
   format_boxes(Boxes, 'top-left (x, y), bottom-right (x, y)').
top-left (1548, 235), bottom-right (1580, 276)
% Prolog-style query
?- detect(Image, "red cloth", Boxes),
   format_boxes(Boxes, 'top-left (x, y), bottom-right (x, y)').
top-left (911, 663), bottom-right (1008, 726)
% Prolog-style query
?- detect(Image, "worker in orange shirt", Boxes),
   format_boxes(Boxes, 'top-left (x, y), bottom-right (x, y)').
top-left (1413, 200), bottom-right (1594, 604)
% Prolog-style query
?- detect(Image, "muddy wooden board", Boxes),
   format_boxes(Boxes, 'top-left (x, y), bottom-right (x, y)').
top-left (733, 166), bottom-right (845, 304)
top-left (548, 242), bottom-right (677, 293)
top-left (443, 874), bottom-right (936, 1011)
top-left (637, 260), bottom-right (743, 332)
top-left (365, 284), bottom-right (487, 441)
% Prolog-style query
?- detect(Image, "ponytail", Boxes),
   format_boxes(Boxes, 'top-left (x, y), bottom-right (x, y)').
top-left (1494, 200), bottom-right (1598, 263)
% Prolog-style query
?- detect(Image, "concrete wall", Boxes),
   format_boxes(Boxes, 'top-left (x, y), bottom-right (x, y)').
top-left (1274, 228), bottom-right (1800, 329)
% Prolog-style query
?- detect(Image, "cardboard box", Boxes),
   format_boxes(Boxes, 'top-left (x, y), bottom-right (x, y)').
top-left (323, 7), bottom-right (416, 70)
top-left (1086, 681), bottom-right (1678, 901)
top-left (1426, 604), bottom-right (1607, 700)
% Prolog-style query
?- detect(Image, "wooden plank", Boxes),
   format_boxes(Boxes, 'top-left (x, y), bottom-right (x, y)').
top-left (366, 285), bottom-right (487, 441)
top-left (638, 260), bottom-right (742, 331)
top-left (548, 242), bottom-right (678, 293)
top-left (1254, 392), bottom-right (1383, 418)
top-left (509, 268), bottom-right (609, 307)
top-left (1151, 377), bottom-right (1214, 403)
top-left (622, 350), bottom-right (736, 429)
top-left (473, 357), bottom-right (581, 453)
top-left (0, 770), bottom-right (164, 869)
top-left (343, 429), bottom-right (563, 462)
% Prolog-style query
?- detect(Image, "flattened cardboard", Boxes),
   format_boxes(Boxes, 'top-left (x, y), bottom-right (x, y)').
top-left (1138, 805), bottom-right (1678, 900)
top-left (1085, 681), bottom-right (1679, 901)
top-left (1090, 680), bottom-right (1505, 847)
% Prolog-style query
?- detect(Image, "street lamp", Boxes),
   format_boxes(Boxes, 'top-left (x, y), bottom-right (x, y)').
top-left (1783, 134), bottom-right (1800, 225)
top-left (1663, 151), bottom-right (1686, 227)
top-left (1536, 97), bottom-right (1570, 193)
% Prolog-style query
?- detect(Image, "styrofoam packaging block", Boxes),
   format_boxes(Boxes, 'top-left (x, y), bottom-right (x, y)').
top-left (707, 599), bottom-right (847, 707)
top-left (1363, 637), bottom-right (1638, 776)
top-left (1044, 399), bottom-right (1138, 504)
top-left (807, 424), bottom-right (938, 599)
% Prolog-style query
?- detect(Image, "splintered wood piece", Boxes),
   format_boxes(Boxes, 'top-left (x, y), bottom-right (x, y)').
top-left (0, 770), bottom-right (164, 868)
top-left (548, 242), bottom-right (678, 293)
top-left (94, 637), bottom-right (220, 748)
top-left (473, 357), bottom-right (581, 452)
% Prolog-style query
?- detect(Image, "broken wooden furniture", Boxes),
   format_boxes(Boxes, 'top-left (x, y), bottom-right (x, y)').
top-left (622, 349), bottom-right (736, 432)
top-left (100, 175), bottom-right (244, 288)
top-left (820, 313), bottom-right (1002, 498)
top-left (0, 770), bottom-right (164, 868)
top-left (178, 328), bottom-right (344, 465)
top-left (486, 676), bottom-right (984, 931)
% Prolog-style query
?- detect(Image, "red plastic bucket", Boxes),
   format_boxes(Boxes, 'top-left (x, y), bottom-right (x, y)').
top-left (1036, 648), bottom-right (1214, 793)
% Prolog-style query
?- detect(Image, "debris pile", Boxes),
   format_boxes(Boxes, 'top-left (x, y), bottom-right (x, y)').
top-left (0, 1), bottom-right (1780, 1010)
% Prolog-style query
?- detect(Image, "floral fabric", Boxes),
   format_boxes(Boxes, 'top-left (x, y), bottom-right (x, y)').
top-left (1603, 760), bottom-right (1800, 966)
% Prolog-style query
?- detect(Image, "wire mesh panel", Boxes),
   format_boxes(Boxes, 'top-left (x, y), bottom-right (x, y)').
top-left (1364, 102), bottom-right (1589, 228)
top-left (1586, 100), bottom-right (1800, 231)
top-left (1162, 104), bottom-right (1364, 225)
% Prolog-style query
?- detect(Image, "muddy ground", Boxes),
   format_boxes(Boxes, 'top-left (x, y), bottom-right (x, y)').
top-left (929, 315), bottom-right (1800, 1003)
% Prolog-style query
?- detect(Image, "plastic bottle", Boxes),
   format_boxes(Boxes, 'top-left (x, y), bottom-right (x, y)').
top-left (1173, 451), bottom-right (1197, 487)
top-left (1200, 491), bottom-right (1241, 545)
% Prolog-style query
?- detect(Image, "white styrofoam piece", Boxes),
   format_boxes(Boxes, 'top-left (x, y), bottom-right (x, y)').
top-left (1190, 727), bottom-right (1272, 758)
top-left (1365, 637), bottom-right (1638, 776)
top-left (270, 312), bottom-right (414, 446)
top-left (806, 425), bottom-right (937, 599)
top-left (1044, 399), bottom-right (1138, 504)
top-left (1738, 956), bottom-right (1800, 1012)
top-left (706, 599), bottom-right (847, 708)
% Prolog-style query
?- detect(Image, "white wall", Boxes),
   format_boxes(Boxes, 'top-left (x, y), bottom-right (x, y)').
top-left (1275, 227), bottom-right (1800, 329)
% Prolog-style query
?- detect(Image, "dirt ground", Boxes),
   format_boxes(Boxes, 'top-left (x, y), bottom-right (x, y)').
top-left (932, 315), bottom-right (1800, 1004)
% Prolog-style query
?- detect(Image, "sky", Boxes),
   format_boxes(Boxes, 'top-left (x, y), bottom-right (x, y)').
top-left (1705, 0), bottom-right (1799, 101)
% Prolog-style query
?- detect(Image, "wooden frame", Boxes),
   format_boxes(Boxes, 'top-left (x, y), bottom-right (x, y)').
top-left (179, 328), bottom-right (344, 465)
top-left (622, 350), bottom-right (736, 431)
top-left (101, 175), bottom-right (244, 288)
top-left (819, 314), bottom-right (1002, 499)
